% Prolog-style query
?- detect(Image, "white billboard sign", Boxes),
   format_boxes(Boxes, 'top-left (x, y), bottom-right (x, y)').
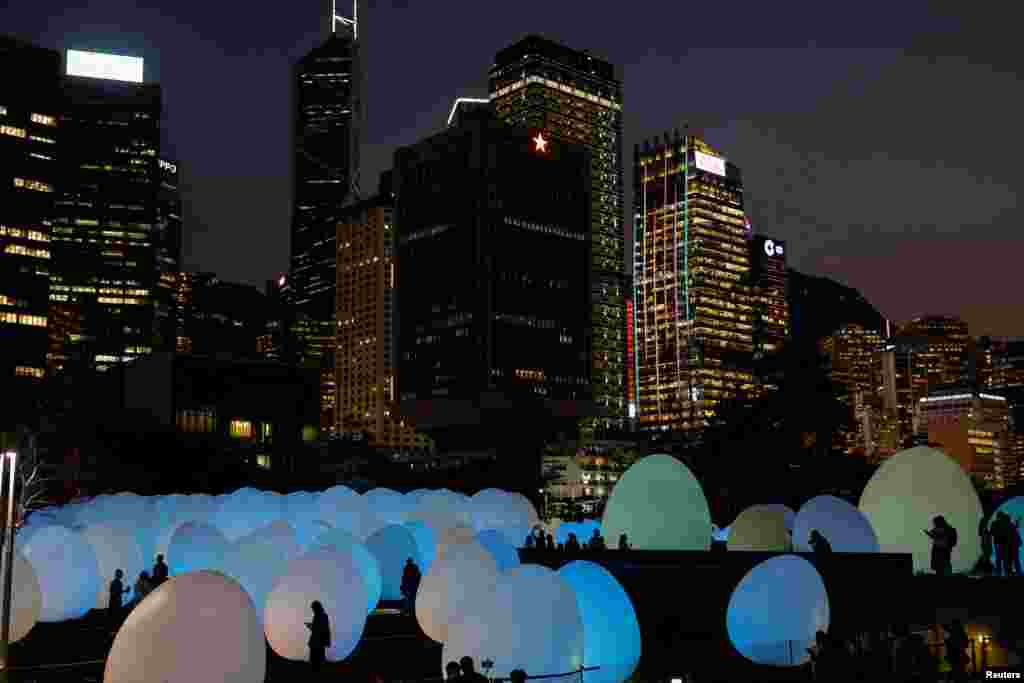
top-left (66, 50), bottom-right (144, 84)
top-left (694, 150), bottom-right (726, 177)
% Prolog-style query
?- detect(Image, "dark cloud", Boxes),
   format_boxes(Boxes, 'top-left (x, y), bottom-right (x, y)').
top-left (7, 0), bottom-right (1022, 334)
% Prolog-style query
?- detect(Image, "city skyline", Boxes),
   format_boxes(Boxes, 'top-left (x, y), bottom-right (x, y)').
top-left (6, 1), bottom-right (1022, 336)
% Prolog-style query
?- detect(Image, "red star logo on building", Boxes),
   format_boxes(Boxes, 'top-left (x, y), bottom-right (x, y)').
top-left (533, 132), bottom-right (548, 153)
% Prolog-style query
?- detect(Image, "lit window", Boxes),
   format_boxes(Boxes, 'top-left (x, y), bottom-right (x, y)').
top-left (29, 134), bottom-right (55, 145)
top-left (3, 245), bottom-right (50, 259)
top-left (0, 106), bottom-right (6, 116)
top-left (30, 113), bottom-right (56, 127)
top-left (256, 455), bottom-right (271, 469)
top-left (13, 178), bottom-right (53, 193)
top-left (1, 125), bottom-right (26, 139)
top-left (230, 419), bottom-right (253, 439)
top-left (14, 366), bottom-right (44, 379)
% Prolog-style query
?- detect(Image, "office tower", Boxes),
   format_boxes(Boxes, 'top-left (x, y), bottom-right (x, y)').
top-left (50, 50), bottom-right (166, 373)
top-left (490, 35), bottom-right (626, 433)
top-left (821, 324), bottom-right (884, 458)
top-left (632, 130), bottom-right (755, 433)
top-left (335, 175), bottom-right (416, 449)
top-left (174, 272), bottom-right (267, 357)
top-left (286, 0), bottom-right (364, 319)
top-left (0, 37), bottom-right (61, 420)
top-left (447, 97), bottom-right (490, 128)
top-left (394, 108), bottom-right (592, 451)
top-left (155, 158), bottom-right (182, 346)
top-left (749, 235), bottom-right (790, 393)
top-left (919, 388), bottom-right (1012, 489)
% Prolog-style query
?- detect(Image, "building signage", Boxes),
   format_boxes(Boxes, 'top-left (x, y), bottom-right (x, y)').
top-left (159, 159), bottom-right (177, 175)
top-left (694, 150), bottom-right (726, 176)
top-left (66, 50), bottom-right (144, 83)
top-left (533, 132), bottom-right (549, 154)
top-left (764, 239), bottom-right (785, 258)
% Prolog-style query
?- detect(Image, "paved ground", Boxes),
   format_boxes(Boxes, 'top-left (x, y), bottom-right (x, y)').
top-left (2, 602), bottom-right (442, 682)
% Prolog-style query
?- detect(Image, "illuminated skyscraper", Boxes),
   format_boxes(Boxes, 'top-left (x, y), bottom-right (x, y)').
top-left (0, 37), bottom-right (61, 422)
top-left (920, 388), bottom-right (1013, 489)
top-left (50, 50), bottom-right (171, 373)
top-left (335, 178), bottom-right (417, 450)
top-left (633, 130), bottom-right (755, 432)
top-left (821, 324), bottom-right (885, 458)
top-left (490, 35), bottom-right (626, 433)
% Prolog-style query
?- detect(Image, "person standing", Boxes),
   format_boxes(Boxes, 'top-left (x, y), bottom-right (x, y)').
top-left (945, 620), bottom-right (969, 683)
top-left (132, 571), bottom-right (153, 607)
top-left (400, 558), bottom-right (422, 616)
top-left (152, 554), bottom-right (169, 586)
top-left (978, 517), bottom-right (994, 575)
top-left (306, 601), bottom-right (331, 674)
top-left (458, 656), bottom-right (488, 683)
top-left (108, 569), bottom-right (130, 629)
top-left (618, 533), bottom-right (631, 550)
top-left (809, 530), bottom-right (833, 556)
top-left (925, 516), bottom-right (957, 576)
top-left (1008, 515), bottom-right (1023, 576)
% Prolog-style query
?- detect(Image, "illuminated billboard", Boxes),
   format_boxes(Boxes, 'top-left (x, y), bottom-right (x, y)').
top-left (66, 50), bottom-right (144, 84)
top-left (694, 151), bottom-right (726, 177)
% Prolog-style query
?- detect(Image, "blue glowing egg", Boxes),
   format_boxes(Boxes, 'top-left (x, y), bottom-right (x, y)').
top-left (365, 524), bottom-right (421, 601)
top-left (167, 522), bottom-right (231, 576)
top-left (476, 529), bottom-right (522, 572)
top-left (794, 495), bottom-right (879, 553)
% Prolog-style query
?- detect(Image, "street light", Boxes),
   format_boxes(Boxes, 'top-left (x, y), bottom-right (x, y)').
top-left (0, 449), bottom-right (17, 670)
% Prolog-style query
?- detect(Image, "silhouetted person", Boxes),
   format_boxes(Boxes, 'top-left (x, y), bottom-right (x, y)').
top-left (588, 529), bottom-right (605, 550)
top-left (133, 571), bottom-right (153, 606)
top-left (1008, 515), bottom-right (1023, 576)
top-left (809, 530), bottom-right (833, 556)
top-left (152, 554), bottom-right (169, 585)
top-left (545, 533), bottom-right (554, 550)
top-left (807, 630), bottom-right (830, 681)
top-left (992, 512), bottom-right (1012, 576)
top-left (924, 516), bottom-right (956, 576)
top-left (945, 619), bottom-right (969, 683)
top-left (108, 569), bottom-right (130, 627)
top-left (459, 656), bottom-right (488, 683)
top-left (445, 661), bottom-right (462, 681)
top-left (566, 533), bottom-right (581, 552)
top-left (978, 517), bottom-right (994, 575)
top-left (400, 558), bottom-right (421, 615)
top-left (509, 669), bottom-right (527, 683)
top-left (524, 533), bottom-right (535, 549)
top-left (306, 601), bottom-right (331, 673)
top-left (618, 533), bottom-right (631, 550)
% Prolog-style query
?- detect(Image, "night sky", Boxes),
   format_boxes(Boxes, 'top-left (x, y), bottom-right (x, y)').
top-left (9, 1), bottom-right (1023, 336)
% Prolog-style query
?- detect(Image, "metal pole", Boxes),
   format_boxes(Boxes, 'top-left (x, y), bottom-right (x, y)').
top-left (0, 453), bottom-right (9, 670)
top-left (0, 451), bottom-right (16, 655)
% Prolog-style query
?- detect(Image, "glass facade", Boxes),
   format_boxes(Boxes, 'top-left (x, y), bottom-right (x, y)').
top-left (50, 69), bottom-right (170, 373)
top-left (489, 36), bottom-right (625, 433)
top-left (632, 132), bottom-right (755, 432)
top-left (0, 38), bottom-right (60, 414)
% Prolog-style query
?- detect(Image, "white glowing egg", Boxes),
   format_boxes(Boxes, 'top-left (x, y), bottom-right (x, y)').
top-left (103, 570), bottom-right (265, 683)
top-left (264, 546), bottom-right (369, 662)
top-left (444, 564), bottom-right (583, 678)
top-left (223, 524), bottom-right (302, 624)
top-left (729, 505), bottom-right (790, 552)
top-left (413, 490), bottom-right (472, 536)
top-left (167, 522), bottom-right (231, 576)
top-left (557, 560), bottom-right (640, 683)
top-left (469, 489), bottom-right (535, 547)
top-left (726, 555), bottom-right (830, 666)
top-left (363, 488), bottom-right (410, 525)
top-left (213, 488), bottom-right (283, 542)
top-left (0, 552), bottom-right (42, 643)
top-left (20, 524), bottom-right (101, 622)
top-left (793, 495), bottom-right (879, 553)
top-left (601, 454), bottom-right (711, 550)
top-left (859, 446), bottom-right (983, 573)
top-left (404, 520), bottom-right (437, 574)
top-left (365, 524), bottom-right (421, 600)
top-left (82, 524), bottom-right (146, 609)
top-left (319, 486), bottom-right (386, 541)
top-left (416, 539), bottom-right (499, 643)
top-left (476, 529), bottom-right (521, 572)
top-left (312, 526), bottom-right (382, 614)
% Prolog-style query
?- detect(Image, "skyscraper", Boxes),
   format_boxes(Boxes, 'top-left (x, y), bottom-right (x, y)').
top-left (0, 37), bottom-right (61, 424)
top-left (155, 158), bottom-right (182, 346)
top-left (633, 130), bottom-right (755, 433)
top-left (750, 235), bottom-right (789, 358)
top-left (821, 323), bottom-right (885, 458)
top-left (50, 50), bottom-right (169, 373)
top-left (490, 35), bottom-right (626, 433)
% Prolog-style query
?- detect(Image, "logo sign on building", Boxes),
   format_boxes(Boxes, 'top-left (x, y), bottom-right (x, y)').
top-left (159, 159), bottom-right (177, 175)
top-left (66, 50), bottom-right (144, 83)
top-left (694, 150), bottom-right (726, 177)
top-left (763, 239), bottom-right (785, 258)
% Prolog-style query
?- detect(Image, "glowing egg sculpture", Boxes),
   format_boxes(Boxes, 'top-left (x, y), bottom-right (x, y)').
top-left (859, 446), bottom-right (983, 573)
top-left (281, 491), bottom-right (322, 551)
top-left (444, 564), bottom-right (583, 678)
top-left (476, 529), bottom-right (522, 572)
top-left (404, 520), bottom-right (437, 574)
top-left (365, 524), bottom-right (421, 600)
top-left (469, 489), bottom-right (537, 548)
top-left (363, 488), bottom-right (410, 525)
top-left (82, 524), bottom-right (146, 608)
top-left (729, 505), bottom-right (790, 552)
top-left (319, 485), bottom-right (385, 541)
top-left (727, 555), bottom-right (830, 666)
top-left (264, 546), bottom-right (369, 662)
top-left (21, 524), bottom-right (101, 621)
top-left (557, 560), bottom-right (640, 683)
top-left (601, 454), bottom-right (712, 550)
top-left (167, 522), bottom-right (231, 575)
top-left (104, 570), bottom-right (265, 683)
top-left (989, 496), bottom-right (1024, 569)
top-left (312, 526), bottom-right (382, 614)
top-left (416, 539), bottom-right (499, 643)
top-left (413, 489), bottom-right (472, 536)
top-left (224, 523), bottom-right (302, 624)
top-left (556, 520), bottom-right (602, 547)
top-left (793, 495), bottom-right (879, 553)
top-left (213, 488), bottom-right (283, 543)
top-left (0, 552), bottom-right (42, 643)
top-left (760, 504), bottom-right (796, 534)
